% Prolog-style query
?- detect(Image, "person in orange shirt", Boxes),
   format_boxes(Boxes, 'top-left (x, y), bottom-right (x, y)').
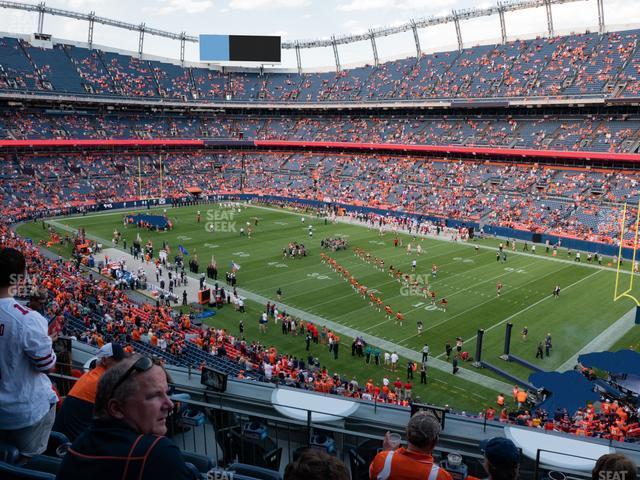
top-left (131, 329), bottom-right (141, 342)
top-left (53, 343), bottom-right (127, 441)
top-left (369, 411), bottom-right (453, 480)
top-left (516, 389), bottom-right (528, 408)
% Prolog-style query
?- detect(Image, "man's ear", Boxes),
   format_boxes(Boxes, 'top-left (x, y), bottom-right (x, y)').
top-left (107, 398), bottom-right (126, 420)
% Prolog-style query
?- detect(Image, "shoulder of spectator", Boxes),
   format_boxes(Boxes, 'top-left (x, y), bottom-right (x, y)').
top-left (146, 436), bottom-right (194, 477)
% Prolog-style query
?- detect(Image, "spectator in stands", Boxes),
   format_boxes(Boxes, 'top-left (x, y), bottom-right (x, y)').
top-left (592, 454), bottom-right (637, 480)
top-left (56, 355), bottom-right (197, 480)
top-left (0, 247), bottom-right (58, 462)
top-left (369, 410), bottom-right (452, 480)
top-left (479, 437), bottom-right (520, 480)
top-left (53, 342), bottom-right (127, 441)
top-left (284, 447), bottom-right (350, 480)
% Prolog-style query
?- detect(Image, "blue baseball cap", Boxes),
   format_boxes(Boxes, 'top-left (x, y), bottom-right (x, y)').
top-left (479, 437), bottom-right (520, 468)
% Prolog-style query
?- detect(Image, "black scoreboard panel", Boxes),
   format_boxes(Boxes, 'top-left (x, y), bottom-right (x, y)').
top-left (229, 35), bottom-right (281, 63)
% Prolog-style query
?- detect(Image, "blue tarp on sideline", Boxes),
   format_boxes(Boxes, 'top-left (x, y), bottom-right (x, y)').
top-left (529, 370), bottom-right (600, 415)
top-left (126, 213), bottom-right (171, 230)
top-left (578, 350), bottom-right (640, 376)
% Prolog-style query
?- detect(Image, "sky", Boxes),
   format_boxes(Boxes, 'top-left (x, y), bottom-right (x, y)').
top-left (0, 0), bottom-right (638, 70)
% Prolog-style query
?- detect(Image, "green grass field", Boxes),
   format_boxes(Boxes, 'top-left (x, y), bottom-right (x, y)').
top-left (17, 203), bottom-right (640, 412)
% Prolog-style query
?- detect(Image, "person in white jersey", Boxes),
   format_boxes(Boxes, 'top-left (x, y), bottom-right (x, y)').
top-left (0, 247), bottom-right (57, 462)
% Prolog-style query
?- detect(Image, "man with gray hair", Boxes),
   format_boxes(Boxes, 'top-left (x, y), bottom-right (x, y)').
top-left (56, 355), bottom-right (196, 480)
top-left (369, 410), bottom-right (453, 480)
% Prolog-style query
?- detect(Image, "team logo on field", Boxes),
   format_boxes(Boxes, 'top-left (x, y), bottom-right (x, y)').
top-left (453, 257), bottom-right (474, 263)
top-left (307, 272), bottom-right (331, 280)
top-left (267, 262), bottom-right (288, 268)
top-left (504, 267), bottom-right (527, 274)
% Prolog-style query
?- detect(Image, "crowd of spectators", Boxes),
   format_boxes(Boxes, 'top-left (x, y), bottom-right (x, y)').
top-left (1, 189), bottom-right (640, 447)
top-left (1, 150), bottom-right (638, 246)
top-left (3, 109), bottom-right (640, 155)
top-left (3, 29), bottom-right (640, 101)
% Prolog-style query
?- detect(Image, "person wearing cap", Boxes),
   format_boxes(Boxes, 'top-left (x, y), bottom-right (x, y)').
top-left (57, 354), bottom-right (196, 480)
top-left (53, 343), bottom-right (127, 441)
top-left (369, 410), bottom-right (453, 480)
top-left (479, 437), bottom-right (520, 480)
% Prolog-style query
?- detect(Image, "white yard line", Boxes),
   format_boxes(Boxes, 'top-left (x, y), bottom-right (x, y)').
top-left (434, 269), bottom-right (603, 359)
top-left (556, 306), bottom-right (639, 372)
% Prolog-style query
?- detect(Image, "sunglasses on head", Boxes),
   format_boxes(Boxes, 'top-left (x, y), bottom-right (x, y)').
top-left (110, 356), bottom-right (154, 398)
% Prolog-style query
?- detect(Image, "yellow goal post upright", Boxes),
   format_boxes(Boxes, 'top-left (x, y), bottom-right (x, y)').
top-left (613, 200), bottom-right (640, 324)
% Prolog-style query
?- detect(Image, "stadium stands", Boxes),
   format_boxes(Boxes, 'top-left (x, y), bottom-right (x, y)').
top-left (3, 30), bottom-right (640, 102)
top-left (0, 149), bottom-right (637, 246)
top-left (3, 22), bottom-right (640, 480)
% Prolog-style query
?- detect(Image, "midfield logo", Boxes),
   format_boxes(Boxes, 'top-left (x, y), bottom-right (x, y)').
top-left (205, 208), bottom-right (237, 233)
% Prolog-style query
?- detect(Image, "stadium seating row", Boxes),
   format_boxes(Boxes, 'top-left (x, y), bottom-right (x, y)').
top-left (1, 152), bottom-right (637, 245)
top-left (3, 109), bottom-right (640, 154)
top-left (2, 30), bottom-right (640, 101)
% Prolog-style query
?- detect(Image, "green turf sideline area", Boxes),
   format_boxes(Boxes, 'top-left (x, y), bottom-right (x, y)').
top-left (16, 203), bottom-right (640, 411)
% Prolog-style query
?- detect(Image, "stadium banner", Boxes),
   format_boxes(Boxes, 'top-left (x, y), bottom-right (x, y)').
top-left (450, 100), bottom-right (509, 108)
top-left (0, 139), bottom-right (204, 148)
top-left (204, 139), bottom-right (255, 147)
top-left (253, 140), bottom-right (640, 165)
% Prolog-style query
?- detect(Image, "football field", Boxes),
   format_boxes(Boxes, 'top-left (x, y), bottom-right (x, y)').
top-left (18, 202), bottom-right (640, 412)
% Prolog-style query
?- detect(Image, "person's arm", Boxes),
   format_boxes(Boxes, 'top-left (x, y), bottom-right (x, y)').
top-left (21, 309), bottom-right (57, 372)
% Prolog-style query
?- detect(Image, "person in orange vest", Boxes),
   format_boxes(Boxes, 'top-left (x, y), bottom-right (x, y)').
top-left (369, 411), bottom-right (453, 480)
top-left (516, 389), bottom-right (528, 408)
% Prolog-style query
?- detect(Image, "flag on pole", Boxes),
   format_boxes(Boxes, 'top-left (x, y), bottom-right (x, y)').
top-left (179, 245), bottom-right (189, 256)
top-left (231, 261), bottom-right (241, 272)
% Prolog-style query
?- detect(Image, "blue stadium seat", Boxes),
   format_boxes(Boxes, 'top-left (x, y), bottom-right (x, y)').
top-left (0, 461), bottom-right (56, 480)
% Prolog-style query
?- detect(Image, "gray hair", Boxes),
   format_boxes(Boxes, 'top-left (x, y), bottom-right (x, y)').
top-left (94, 355), bottom-right (143, 420)
top-left (406, 411), bottom-right (441, 449)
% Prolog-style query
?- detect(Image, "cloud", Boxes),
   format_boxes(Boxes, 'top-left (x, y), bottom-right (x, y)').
top-left (154, 0), bottom-right (214, 15)
top-left (62, 0), bottom-right (102, 9)
top-left (229, 0), bottom-right (310, 10)
top-left (337, 0), bottom-right (454, 12)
